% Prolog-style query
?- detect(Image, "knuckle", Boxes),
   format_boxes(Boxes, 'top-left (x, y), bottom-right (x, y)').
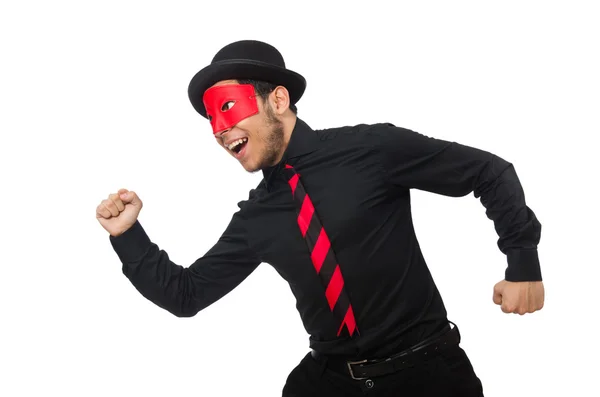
top-left (110, 196), bottom-right (123, 207)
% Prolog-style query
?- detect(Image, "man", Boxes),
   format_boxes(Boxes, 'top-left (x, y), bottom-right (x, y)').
top-left (96, 40), bottom-right (544, 396)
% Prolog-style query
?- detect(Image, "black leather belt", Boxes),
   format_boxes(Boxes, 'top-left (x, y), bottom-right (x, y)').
top-left (311, 323), bottom-right (460, 380)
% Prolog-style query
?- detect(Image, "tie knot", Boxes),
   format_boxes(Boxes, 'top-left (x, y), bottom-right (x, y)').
top-left (283, 163), bottom-right (297, 180)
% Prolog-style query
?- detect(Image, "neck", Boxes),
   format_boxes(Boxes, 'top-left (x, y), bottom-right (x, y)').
top-left (273, 112), bottom-right (298, 164)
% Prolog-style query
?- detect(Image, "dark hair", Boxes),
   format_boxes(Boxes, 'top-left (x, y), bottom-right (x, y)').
top-left (237, 79), bottom-right (298, 114)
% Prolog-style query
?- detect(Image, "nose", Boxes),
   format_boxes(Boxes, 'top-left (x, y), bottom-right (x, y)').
top-left (214, 128), bottom-right (231, 139)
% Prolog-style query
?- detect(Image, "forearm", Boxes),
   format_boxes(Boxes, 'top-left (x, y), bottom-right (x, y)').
top-left (429, 147), bottom-right (543, 281)
top-left (368, 124), bottom-right (542, 281)
top-left (110, 220), bottom-right (203, 317)
top-left (475, 162), bottom-right (542, 281)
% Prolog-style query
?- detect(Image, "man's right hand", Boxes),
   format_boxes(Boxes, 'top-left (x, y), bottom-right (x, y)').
top-left (96, 188), bottom-right (143, 236)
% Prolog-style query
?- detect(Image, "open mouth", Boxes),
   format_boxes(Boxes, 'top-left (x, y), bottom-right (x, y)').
top-left (228, 138), bottom-right (248, 158)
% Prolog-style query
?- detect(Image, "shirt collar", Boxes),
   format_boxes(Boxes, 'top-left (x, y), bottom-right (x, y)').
top-left (262, 117), bottom-right (320, 191)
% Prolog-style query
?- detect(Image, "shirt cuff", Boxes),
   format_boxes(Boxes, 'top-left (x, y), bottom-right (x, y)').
top-left (505, 249), bottom-right (542, 281)
top-left (109, 220), bottom-right (152, 263)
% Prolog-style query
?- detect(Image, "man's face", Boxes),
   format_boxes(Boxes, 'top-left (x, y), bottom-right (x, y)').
top-left (204, 79), bottom-right (285, 173)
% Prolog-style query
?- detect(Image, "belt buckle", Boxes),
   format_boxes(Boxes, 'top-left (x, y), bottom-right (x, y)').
top-left (346, 359), bottom-right (369, 380)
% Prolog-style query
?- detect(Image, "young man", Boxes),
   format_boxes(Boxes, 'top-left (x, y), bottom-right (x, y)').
top-left (96, 40), bottom-right (544, 396)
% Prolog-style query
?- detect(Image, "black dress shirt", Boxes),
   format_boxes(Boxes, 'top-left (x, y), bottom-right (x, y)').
top-left (110, 117), bottom-right (542, 358)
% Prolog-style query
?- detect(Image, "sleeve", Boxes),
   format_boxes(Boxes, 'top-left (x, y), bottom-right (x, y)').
top-left (367, 123), bottom-right (542, 282)
top-left (109, 209), bottom-right (261, 317)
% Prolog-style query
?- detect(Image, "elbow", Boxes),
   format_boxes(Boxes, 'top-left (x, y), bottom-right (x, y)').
top-left (170, 293), bottom-right (203, 318)
top-left (159, 286), bottom-right (202, 318)
top-left (169, 268), bottom-right (203, 318)
top-left (166, 300), bottom-right (200, 318)
top-left (473, 159), bottom-right (515, 199)
top-left (172, 308), bottom-right (198, 318)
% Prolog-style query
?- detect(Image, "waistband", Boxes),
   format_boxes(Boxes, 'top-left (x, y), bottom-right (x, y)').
top-left (311, 321), bottom-right (460, 380)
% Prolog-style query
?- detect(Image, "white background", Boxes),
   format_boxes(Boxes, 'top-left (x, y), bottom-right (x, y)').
top-left (1, 1), bottom-right (598, 396)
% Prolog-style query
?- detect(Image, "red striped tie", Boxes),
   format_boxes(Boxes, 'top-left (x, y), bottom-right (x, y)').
top-left (283, 164), bottom-right (359, 337)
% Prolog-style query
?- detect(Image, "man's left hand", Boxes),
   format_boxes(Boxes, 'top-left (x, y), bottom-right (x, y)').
top-left (493, 280), bottom-right (545, 315)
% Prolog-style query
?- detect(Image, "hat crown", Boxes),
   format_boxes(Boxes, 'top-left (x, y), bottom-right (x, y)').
top-left (188, 40), bottom-right (305, 118)
top-left (211, 40), bottom-right (285, 68)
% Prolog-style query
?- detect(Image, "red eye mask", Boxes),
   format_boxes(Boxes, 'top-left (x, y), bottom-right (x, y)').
top-left (203, 84), bottom-right (259, 134)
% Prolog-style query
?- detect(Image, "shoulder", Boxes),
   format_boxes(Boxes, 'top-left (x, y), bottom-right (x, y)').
top-left (236, 179), bottom-right (268, 211)
top-left (314, 122), bottom-right (416, 146)
top-left (219, 180), bottom-right (267, 232)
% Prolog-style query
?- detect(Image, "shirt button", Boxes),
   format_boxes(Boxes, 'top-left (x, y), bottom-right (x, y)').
top-left (365, 379), bottom-right (374, 389)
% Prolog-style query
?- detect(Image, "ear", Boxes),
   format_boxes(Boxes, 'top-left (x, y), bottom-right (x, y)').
top-left (270, 85), bottom-right (291, 115)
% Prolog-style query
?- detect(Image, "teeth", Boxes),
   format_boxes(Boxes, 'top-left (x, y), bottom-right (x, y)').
top-left (227, 138), bottom-right (248, 151)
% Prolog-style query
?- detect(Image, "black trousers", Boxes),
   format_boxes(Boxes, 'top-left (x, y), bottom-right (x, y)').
top-left (282, 342), bottom-right (484, 396)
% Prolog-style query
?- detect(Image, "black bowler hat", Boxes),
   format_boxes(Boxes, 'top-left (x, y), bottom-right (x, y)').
top-left (188, 40), bottom-right (306, 118)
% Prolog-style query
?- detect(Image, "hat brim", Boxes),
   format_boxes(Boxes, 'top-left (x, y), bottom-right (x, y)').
top-left (188, 59), bottom-right (306, 118)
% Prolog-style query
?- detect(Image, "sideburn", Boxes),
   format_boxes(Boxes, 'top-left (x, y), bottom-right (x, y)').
top-left (261, 103), bottom-right (285, 167)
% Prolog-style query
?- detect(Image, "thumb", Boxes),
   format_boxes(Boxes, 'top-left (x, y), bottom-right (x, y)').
top-left (493, 282), bottom-right (504, 305)
top-left (119, 190), bottom-right (142, 207)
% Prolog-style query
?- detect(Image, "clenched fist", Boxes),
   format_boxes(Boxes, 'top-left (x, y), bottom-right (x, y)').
top-left (493, 280), bottom-right (545, 315)
top-left (96, 188), bottom-right (143, 236)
